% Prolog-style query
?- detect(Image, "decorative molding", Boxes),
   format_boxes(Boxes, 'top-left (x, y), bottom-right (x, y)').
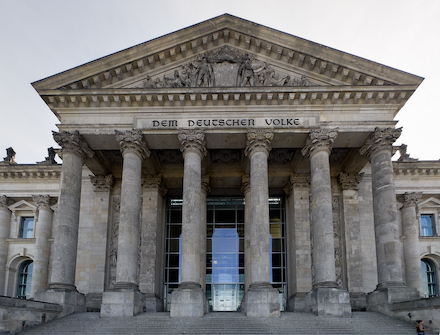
top-left (115, 130), bottom-right (150, 160)
top-left (52, 130), bottom-right (94, 160)
top-left (301, 127), bottom-right (339, 157)
top-left (244, 128), bottom-right (274, 157)
top-left (201, 175), bottom-right (211, 194)
top-left (0, 169), bottom-right (61, 179)
top-left (142, 174), bottom-right (167, 196)
top-left (211, 150), bottom-right (240, 164)
top-left (359, 127), bottom-right (402, 158)
top-left (89, 174), bottom-right (114, 192)
top-left (178, 129), bottom-right (207, 157)
top-left (338, 172), bottom-right (364, 190)
top-left (241, 175), bottom-right (250, 194)
top-left (399, 192), bottom-right (423, 208)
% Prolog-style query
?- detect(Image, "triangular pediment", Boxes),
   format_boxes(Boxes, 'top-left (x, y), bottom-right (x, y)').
top-left (32, 14), bottom-right (423, 93)
top-left (8, 200), bottom-right (37, 212)
top-left (419, 197), bottom-right (440, 208)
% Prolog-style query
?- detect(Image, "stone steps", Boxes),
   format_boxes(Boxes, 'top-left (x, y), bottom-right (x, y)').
top-left (20, 311), bottom-right (418, 335)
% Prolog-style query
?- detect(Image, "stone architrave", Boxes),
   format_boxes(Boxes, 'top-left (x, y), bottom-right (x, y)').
top-left (31, 195), bottom-right (53, 297)
top-left (360, 127), bottom-right (419, 313)
top-left (170, 129), bottom-right (207, 318)
top-left (243, 128), bottom-right (280, 318)
top-left (200, 175), bottom-right (210, 297)
top-left (400, 192), bottom-right (423, 296)
top-left (101, 130), bottom-right (150, 318)
top-left (284, 174), bottom-right (312, 312)
top-left (0, 196), bottom-right (12, 295)
top-left (241, 175), bottom-right (251, 291)
top-left (302, 128), bottom-right (351, 317)
top-left (139, 174), bottom-right (167, 312)
top-left (35, 131), bottom-right (92, 314)
top-left (338, 172), bottom-right (365, 309)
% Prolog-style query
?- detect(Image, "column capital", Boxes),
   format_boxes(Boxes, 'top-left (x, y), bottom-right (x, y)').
top-left (52, 130), bottom-right (94, 161)
top-left (0, 195), bottom-right (12, 210)
top-left (359, 127), bottom-right (402, 158)
top-left (244, 128), bottom-right (274, 157)
top-left (178, 129), bottom-right (207, 158)
top-left (142, 174), bottom-right (167, 196)
top-left (301, 127), bottom-right (338, 158)
top-left (338, 172), bottom-right (364, 190)
top-left (89, 174), bottom-right (114, 192)
top-left (284, 174), bottom-right (311, 196)
top-left (241, 175), bottom-right (250, 194)
top-left (115, 130), bottom-right (150, 160)
top-left (201, 175), bottom-right (211, 195)
top-left (399, 192), bottom-right (423, 208)
top-left (32, 194), bottom-right (51, 210)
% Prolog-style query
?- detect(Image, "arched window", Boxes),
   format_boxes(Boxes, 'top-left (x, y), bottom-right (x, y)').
top-left (17, 260), bottom-right (33, 299)
top-left (421, 258), bottom-right (438, 298)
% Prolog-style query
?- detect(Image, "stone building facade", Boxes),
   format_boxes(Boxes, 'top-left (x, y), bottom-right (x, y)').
top-left (0, 14), bottom-right (439, 319)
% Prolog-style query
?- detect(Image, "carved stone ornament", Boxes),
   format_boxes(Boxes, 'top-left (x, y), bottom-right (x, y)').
top-left (89, 174), bottom-right (114, 192)
top-left (32, 194), bottom-right (51, 209)
top-left (301, 127), bottom-right (339, 158)
top-left (157, 150), bottom-right (183, 165)
top-left (1, 147), bottom-right (17, 165)
top-left (285, 173), bottom-right (311, 196)
top-left (338, 172), bottom-right (364, 190)
top-left (397, 144), bottom-right (418, 162)
top-left (137, 46), bottom-right (312, 89)
top-left (37, 147), bottom-right (57, 165)
top-left (52, 131), bottom-right (94, 160)
top-left (400, 192), bottom-right (423, 208)
top-left (241, 175), bottom-right (250, 194)
top-left (178, 129), bottom-right (207, 157)
top-left (244, 128), bottom-right (274, 157)
top-left (269, 149), bottom-right (295, 164)
top-left (0, 195), bottom-right (12, 210)
top-left (115, 130), bottom-right (150, 160)
top-left (211, 150), bottom-right (240, 164)
top-left (359, 127), bottom-right (402, 158)
top-left (142, 174), bottom-right (167, 196)
top-left (201, 175), bottom-right (211, 194)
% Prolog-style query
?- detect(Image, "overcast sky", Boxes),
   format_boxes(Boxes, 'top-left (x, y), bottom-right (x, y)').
top-left (0, 0), bottom-right (438, 163)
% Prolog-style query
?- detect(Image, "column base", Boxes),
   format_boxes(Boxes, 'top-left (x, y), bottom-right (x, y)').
top-left (100, 288), bottom-right (145, 317)
top-left (287, 293), bottom-right (307, 312)
top-left (366, 284), bottom-right (419, 316)
top-left (305, 287), bottom-right (351, 317)
top-left (170, 282), bottom-right (205, 318)
top-left (144, 293), bottom-right (164, 312)
top-left (34, 287), bottom-right (86, 317)
top-left (242, 283), bottom-right (280, 318)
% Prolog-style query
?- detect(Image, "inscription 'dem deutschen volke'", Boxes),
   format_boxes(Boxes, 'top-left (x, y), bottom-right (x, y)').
top-left (150, 117), bottom-right (301, 128)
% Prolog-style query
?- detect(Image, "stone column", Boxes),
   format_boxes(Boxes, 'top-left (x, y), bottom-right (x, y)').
top-left (360, 127), bottom-right (419, 313)
top-left (170, 129), bottom-right (206, 317)
top-left (0, 196), bottom-right (12, 296)
top-left (243, 129), bottom-right (280, 318)
top-left (284, 174), bottom-right (312, 312)
top-left (31, 195), bottom-right (53, 297)
top-left (35, 131), bottom-right (92, 314)
top-left (139, 174), bottom-right (167, 312)
top-left (101, 130), bottom-right (149, 318)
top-left (338, 172), bottom-right (365, 309)
top-left (241, 175), bottom-right (251, 291)
top-left (200, 175), bottom-right (210, 294)
top-left (400, 192), bottom-right (423, 296)
top-left (302, 127), bottom-right (350, 317)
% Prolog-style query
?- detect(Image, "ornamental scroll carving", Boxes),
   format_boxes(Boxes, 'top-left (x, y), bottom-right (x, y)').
top-left (359, 127), bottom-right (402, 158)
top-left (89, 174), bottom-right (114, 192)
top-left (245, 128), bottom-right (274, 157)
top-left (52, 131), bottom-right (94, 160)
top-left (338, 172), bottom-right (364, 191)
top-left (115, 130), bottom-right (150, 160)
top-left (301, 128), bottom-right (339, 158)
top-left (138, 46), bottom-right (312, 89)
top-left (178, 129), bottom-right (207, 157)
top-left (400, 192), bottom-right (423, 208)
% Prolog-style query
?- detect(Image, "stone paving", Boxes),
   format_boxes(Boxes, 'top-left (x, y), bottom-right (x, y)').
top-left (19, 311), bottom-right (419, 335)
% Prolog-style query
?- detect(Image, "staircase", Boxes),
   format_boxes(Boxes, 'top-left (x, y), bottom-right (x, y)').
top-left (20, 311), bottom-right (418, 335)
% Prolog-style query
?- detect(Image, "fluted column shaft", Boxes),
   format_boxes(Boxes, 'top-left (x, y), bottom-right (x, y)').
top-left (241, 176), bottom-right (251, 291)
top-left (245, 129), bottom-right (273, 285)
top-left (401, 192), bottom-right (423, 294)
top-left (360, 127), bottom-right (404, 287)
top-left (302, 128), bottom-right (338, 287)
top-left (115, 130), bottom-right (150, 288)
top-left (200, 176), bottom-right (210, 290)
top-left (179, 130), bottom-right (206, 285)
top-left (0, 196), bottom-right (11, 295)
top-left (50, 131), bottom-right (92, 290)
top-left (31, 195), bottom-right (53, 297)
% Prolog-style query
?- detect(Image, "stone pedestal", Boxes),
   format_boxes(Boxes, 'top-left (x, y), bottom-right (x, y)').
top-left (366, 285), bottom-right (419, 316)
top-left (35, 289), bottom-right (86, 317)
top-left (101, 288), bottom-right (145, 317)
top-left (243, 283), bottom-right (280, 318)
top-left (306, 287), bottom-right (351, 317)
top-left (170, 282), bottom-right (205, 317)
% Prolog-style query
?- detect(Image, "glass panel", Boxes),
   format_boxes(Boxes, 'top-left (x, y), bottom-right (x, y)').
top-left (169, 209), bottom-right (182, 223)
top-left (239, 239), bottom-right (244, 252)
top-left (272, 253), bottom-right (282, 267)
top-left (169, 254), bottom-right (179, 267)
top-left (421, 215), bottom-right (435, 236)
top-left (270, 224), bottom-right (282, 238)
top-left (207, 209), bottom-right (213, 223)
top-left (20, 218), bottom-right (34, 238)
top-left (169, 269), bottom-right (179, 282)
top-left (270, 210), bottom-right (281, 223)
top-left (169, 239), bottom-right (180, 252)
top-left (169, 225), bottom-right (181, 238)
top-left (207, 239), bottom-right (212, 252)
top-left (216, 210), bottom-right (236, 223)
top-left (271, 239), bottom-right (281, 252)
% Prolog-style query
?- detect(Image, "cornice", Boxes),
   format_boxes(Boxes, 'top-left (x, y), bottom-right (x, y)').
top-left (38, 85), bottom-right (417, 109)
top-left (0, 165), bottom-right (62, 179)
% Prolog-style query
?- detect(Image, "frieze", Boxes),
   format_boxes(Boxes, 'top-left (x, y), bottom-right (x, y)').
top-left (269, 149), bottom-right (295, 164)
top-left (135, 46), bottom-right (313, 89)
top-left (211, 150), bottom-right (241, 164)
top-left (157, 150), bottom-right (183, 165)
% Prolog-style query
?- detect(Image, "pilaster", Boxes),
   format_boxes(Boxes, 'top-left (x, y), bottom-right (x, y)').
top-left (0, 196), bottom-right (12, 295)
top-left (241, 175), bottom-right (251, 292)
top-left (243, 129), bottom-right (280, 318)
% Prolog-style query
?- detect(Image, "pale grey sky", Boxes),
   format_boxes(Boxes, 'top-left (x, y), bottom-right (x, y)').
top-left (0, 0), bottom-right (438, 163)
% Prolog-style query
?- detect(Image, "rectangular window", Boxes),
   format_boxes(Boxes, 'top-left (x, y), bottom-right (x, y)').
top-left (20, 217), bottom-right (34, 238)
top-left (421, 214), bottom-right (435, 237)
